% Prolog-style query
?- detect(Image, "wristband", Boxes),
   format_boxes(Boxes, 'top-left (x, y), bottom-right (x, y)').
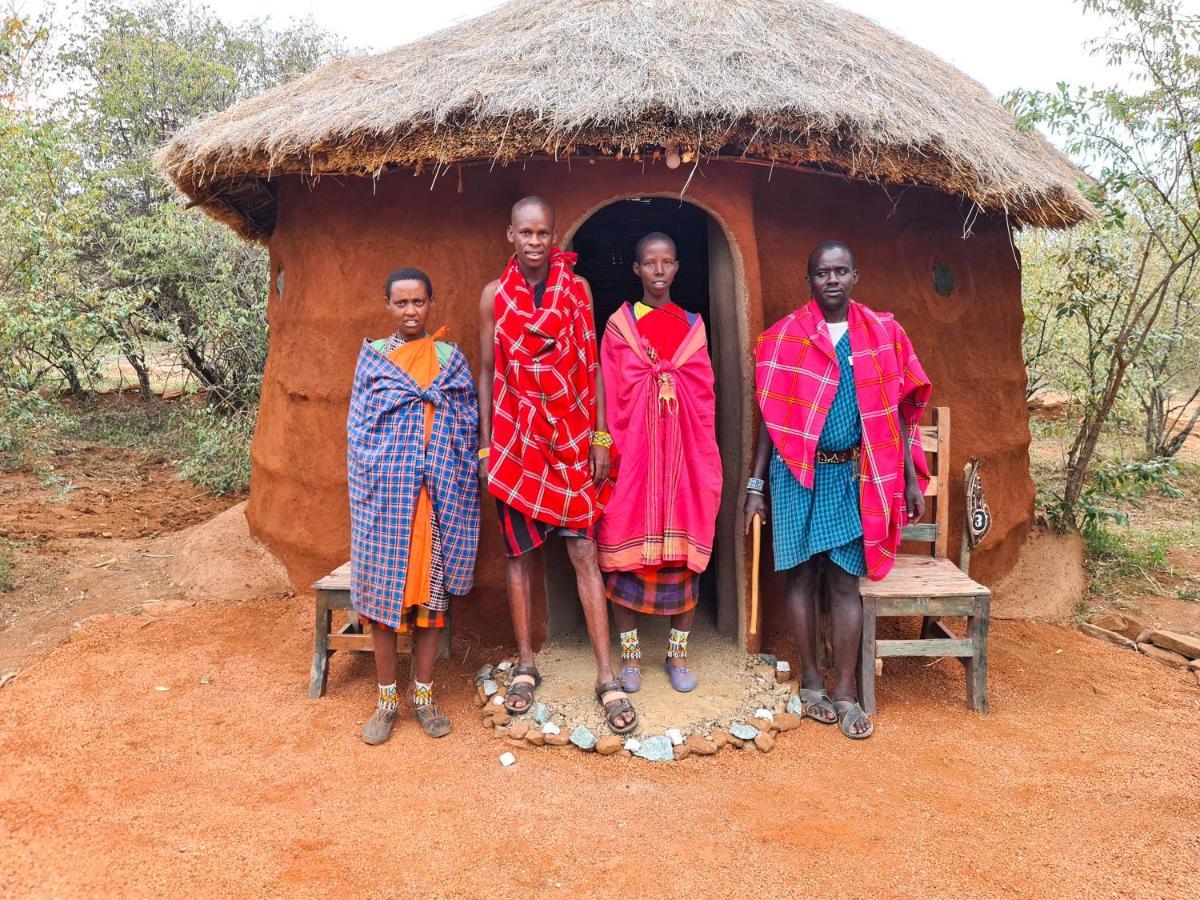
top-left (591, 430), bottom-right (613, 449)
top-left (746, 476), bottom-right (765, 493)
top-left (478, 447), bottom-right (490, 460)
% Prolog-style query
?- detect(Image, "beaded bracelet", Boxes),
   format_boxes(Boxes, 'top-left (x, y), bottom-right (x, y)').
top-left (591, 430), bottom-right (613, 449)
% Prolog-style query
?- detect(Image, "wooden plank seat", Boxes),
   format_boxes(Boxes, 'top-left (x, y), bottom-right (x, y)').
top-left (857, 407), bottom-right (991, 715)
top-left (309, 561), bottom-right (450, 699)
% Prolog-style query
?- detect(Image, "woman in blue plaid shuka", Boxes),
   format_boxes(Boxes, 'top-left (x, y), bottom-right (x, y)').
top-left (348, 268), bottom-right (479, 746)
top-left (769, 331), bottom-right (867, 576)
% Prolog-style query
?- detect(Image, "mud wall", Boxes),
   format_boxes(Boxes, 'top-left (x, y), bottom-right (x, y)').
top-left (250, 158), bottom-right (1032, 648)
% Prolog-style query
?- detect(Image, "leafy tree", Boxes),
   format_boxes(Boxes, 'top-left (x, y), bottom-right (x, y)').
top-left (1009, 0), bottom-right (1200, 527)
top-left (56, 0), bottom-right (347, 401)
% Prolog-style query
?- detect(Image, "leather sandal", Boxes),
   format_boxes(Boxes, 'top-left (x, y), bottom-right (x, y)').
top-left (595, 679), bottom-right (638, 734)
top-left (832, 699), bottom-right (874, 740)
top-left (504, 665), bottom-right (541, 714)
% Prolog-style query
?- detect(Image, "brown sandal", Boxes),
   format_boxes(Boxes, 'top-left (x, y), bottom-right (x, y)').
top-left (504, 666), bottom-right (541, 714)
top-left (413, 704), bottom-right (452, 738)
top-left (595, 680), bottom-right (638, 735)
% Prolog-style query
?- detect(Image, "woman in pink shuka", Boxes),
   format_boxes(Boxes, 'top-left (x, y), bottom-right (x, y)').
top-left (597, 232), bottom-right (722, 694)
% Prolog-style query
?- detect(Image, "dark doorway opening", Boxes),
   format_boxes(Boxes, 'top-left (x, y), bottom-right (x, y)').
top-left (573, 198), bottom-right (711, 342)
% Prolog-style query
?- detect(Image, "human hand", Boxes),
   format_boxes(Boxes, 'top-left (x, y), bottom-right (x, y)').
top-left (905, 477), bottom-right (925, 522)
top-left (744, 491), bottom-right (767, 534)
top-left (590, 444), bottom-right (611, 486)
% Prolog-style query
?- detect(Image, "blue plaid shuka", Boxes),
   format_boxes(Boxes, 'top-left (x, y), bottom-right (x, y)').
top-left (347, 341), bottom-right (480, 629)
top-left (770, 332), bottom-right (868, 577)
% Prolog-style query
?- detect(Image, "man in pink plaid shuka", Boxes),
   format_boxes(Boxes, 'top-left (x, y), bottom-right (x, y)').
top-left (746, 240), bottom-right (931, 742)
top-left (755, 298), bottom-right (932, 580)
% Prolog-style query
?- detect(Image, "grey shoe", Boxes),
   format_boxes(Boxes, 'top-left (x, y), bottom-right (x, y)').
top-left (362, 706), bottom-right (399, 745)
top-left (618, 664), bottom-right (642, 693)
top-left (665, 659), bottom-right (697, 692)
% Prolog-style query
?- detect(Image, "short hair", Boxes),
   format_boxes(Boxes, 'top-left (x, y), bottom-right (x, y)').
top-left (807, 240), bottom-right (856, 277)
top-left (511, 195), bottom-right (555, 225)
top-left (634, 231), bottom-right (677, 262)
top-left (385, 267), bottom-right (433, 299)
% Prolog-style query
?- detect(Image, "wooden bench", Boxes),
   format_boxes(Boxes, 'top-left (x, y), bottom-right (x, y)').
top-left (858, 407), bottom-right (991, 715)
top-left (309, 562), bottom-right (451, 699)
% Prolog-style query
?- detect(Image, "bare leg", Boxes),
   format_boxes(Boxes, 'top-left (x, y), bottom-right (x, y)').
top-left (666, 606), bottom-right (697, 671)
top-left (565, 538), bottom-right (635, 730)
top-left (371, 623), bottom-right (398, 685)
top-left (785, 558), bottom-right (837, 723)
top-left (408, 625), bottom-right (440, 688)
top-left (504, 552), bottom-right (538, 712)
top-left (827, 561), bottom-right (871, 735)
top-left (784, 558), bottom-right (822, 690)
top-left (505, 553), bottom-right (537, 669)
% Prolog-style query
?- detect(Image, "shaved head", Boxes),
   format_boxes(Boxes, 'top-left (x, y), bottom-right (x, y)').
top-left (634, 231), bottom-right (677, 262)
top-left (807, 240), bottom-right (855, 277)
top-left (511, 195), bottom-right (555, 226)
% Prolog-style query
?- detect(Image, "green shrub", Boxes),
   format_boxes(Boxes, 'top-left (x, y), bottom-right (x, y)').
top-left (175, 404), bottom-right (255, 496)
top-left (0, 546), bottom-right (14, 593)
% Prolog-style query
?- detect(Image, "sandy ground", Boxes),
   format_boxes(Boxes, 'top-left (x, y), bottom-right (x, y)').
top-left (534, 617), bottom-right (787, 735)
top-left (1, 596), bottom-right (1198, 897)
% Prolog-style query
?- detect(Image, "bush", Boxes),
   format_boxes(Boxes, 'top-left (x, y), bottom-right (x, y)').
top-left (0, 390), bottom-right (62, 469)
top-left (175, 403), bottom-right (255, 495)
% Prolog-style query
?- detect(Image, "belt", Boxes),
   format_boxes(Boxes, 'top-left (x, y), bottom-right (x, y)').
top-left (815, 445), bottom-right (860, 465)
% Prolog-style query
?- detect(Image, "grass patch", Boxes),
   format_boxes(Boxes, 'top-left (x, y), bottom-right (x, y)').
top-left (4, 393), bottom-right (253, 497)
top-left (0, 542), bottom-right (15, 593)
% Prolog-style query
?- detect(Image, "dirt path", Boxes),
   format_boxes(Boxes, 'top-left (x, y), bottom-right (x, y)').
top-left (0, 445), bottom-right (238, 672)
top-left (1, 597), bottom-right (1196, 897)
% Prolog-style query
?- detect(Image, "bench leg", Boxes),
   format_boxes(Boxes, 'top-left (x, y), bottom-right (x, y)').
top-left (919, 616), bottom-right (938, 639)
top-left (309, 591), bottom-right (333, 699)
top-left (859, 599), bottom-right (878, 716)
top-left (966, 596), bottom-right (990, 714)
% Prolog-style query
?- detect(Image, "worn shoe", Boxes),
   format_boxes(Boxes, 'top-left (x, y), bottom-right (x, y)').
top-left (362, 707), bottom-right (399, 745)
top-left (664, 659), bottom-right (697, 692)
top-left (618, 664), bottom-right (642, 693)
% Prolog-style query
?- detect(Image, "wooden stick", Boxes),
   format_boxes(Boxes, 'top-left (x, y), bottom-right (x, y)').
top-left (750, 513), bottom-right (762, 637)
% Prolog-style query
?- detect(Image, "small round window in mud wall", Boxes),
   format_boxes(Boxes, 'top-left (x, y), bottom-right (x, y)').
top-left (932, 261), bottom-right (954, 298)
top-left (275, 265), bottom-right (285, 299)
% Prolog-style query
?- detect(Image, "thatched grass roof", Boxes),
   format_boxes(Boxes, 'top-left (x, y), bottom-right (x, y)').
top-left (156, 0), bottom-right (1093, 241)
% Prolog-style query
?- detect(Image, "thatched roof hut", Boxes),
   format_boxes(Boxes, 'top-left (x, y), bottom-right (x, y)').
top-left (158, 0), bottom-right (1091, 240)
top-left (158, 0), bottom-right (1089, 649)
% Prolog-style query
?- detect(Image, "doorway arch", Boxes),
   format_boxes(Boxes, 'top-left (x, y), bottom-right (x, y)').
top-left (543, 196), bottom-right (750, 642)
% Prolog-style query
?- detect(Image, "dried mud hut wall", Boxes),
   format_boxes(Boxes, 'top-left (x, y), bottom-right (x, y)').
top-left (249, 159), bottom-right (1032, 648)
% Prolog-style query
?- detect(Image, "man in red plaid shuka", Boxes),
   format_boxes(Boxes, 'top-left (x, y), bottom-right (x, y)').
top-left (477, 196), bottom-right (637, 735)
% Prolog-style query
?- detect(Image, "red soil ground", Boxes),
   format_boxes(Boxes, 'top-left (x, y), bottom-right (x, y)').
top-left (1, 440), bottom-right (1198, 896)
top-left (1, 597), bottom-right (1197, 895)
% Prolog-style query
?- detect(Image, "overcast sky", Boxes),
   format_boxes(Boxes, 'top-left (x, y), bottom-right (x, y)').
top-left (179, 0), bottom-right (1187, 97)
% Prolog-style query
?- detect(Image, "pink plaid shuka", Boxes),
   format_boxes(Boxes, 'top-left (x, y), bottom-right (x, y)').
top-left (755, 300), bottom-right (932, 580)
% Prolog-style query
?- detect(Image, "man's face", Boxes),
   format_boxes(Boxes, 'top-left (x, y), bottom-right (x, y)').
top-left (507, 204), bottom-right (555, 272)
top-left (807, 247), bottom-right (857, 312)
top-left (385, 279), bottom-right (432, 339)
top-left (633, 239), bottom-right (679, 300)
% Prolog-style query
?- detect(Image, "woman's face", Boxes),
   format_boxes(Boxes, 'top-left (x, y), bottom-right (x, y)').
top-left (385, 279), bottom-right (432, 339)
top-left (633, 239), bottom-right (679, 301)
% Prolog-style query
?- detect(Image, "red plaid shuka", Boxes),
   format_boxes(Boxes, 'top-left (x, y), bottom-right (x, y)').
top-left (487, 248), bottom-right (609, 528)
top-left (755, 300), bottom-right (932, 580)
